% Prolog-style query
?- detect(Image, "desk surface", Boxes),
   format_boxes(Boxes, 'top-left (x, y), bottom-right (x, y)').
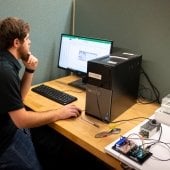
top-left (24, 75), bottom-right (159, 169)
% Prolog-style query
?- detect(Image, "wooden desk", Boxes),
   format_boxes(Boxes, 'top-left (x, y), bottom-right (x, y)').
top-left (24, 75), bottom-right (159, 170)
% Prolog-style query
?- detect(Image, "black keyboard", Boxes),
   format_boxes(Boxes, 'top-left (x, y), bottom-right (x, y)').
top-left (31, 84), bottom-right (77, 105)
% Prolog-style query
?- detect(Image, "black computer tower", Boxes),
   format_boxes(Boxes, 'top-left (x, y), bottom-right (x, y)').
top-left (85, 47), bottom-right (142, 123)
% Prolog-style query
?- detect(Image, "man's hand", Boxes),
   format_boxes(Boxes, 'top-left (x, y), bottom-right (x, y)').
top-left (22, 53), bottom-right (38, 70)
top-left (58, 105), bottom-right (82, 120)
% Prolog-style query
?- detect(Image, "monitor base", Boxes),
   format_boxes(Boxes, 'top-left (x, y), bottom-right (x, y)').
top-left (69, 78), bottom-right (86, 90)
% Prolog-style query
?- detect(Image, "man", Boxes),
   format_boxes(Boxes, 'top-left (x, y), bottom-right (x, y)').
top-left (0, 17), bottom-right (81, 170)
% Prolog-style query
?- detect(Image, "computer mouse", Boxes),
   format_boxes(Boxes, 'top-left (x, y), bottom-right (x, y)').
top-left (70, 109), bottom-right (82, 119)
top-left (78, 109), bottom-right (82, 114)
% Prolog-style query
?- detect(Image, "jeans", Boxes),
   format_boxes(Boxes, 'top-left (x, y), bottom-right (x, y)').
top-left (0, 128), bottom-right (42, 170)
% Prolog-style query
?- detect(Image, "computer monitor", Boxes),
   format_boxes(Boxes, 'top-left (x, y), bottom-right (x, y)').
top-left (58, 33), bottom-right (113, 89)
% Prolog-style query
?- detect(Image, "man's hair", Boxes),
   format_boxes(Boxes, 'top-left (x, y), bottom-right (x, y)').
top-left (0, 17), bottom-right (30, 50)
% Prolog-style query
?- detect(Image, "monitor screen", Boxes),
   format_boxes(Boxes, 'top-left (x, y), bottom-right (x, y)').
top-left (58, 34), bottom-right (113, 89)
top-left (58, 34), bottom-right (113, 74)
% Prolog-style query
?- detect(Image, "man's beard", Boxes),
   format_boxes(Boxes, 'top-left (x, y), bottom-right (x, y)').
top-left (21, 53), bottom-right (30, 61)
top-left (18, 46), bottom-right (30, 61)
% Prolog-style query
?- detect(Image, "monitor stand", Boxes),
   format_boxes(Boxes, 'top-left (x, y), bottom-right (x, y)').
top-left (68, 78), bottom-right (87, 90)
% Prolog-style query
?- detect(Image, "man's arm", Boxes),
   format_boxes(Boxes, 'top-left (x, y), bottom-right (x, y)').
top-left (9, 105), bottom-right (82, 128)
top-left (21, 53), bottom-right (38, 99)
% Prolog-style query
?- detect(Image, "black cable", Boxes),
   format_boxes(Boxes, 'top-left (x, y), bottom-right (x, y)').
top-left (138, 67), bottom-right (160, 104)
top-left (142, 67), bottom-right (160, 102)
